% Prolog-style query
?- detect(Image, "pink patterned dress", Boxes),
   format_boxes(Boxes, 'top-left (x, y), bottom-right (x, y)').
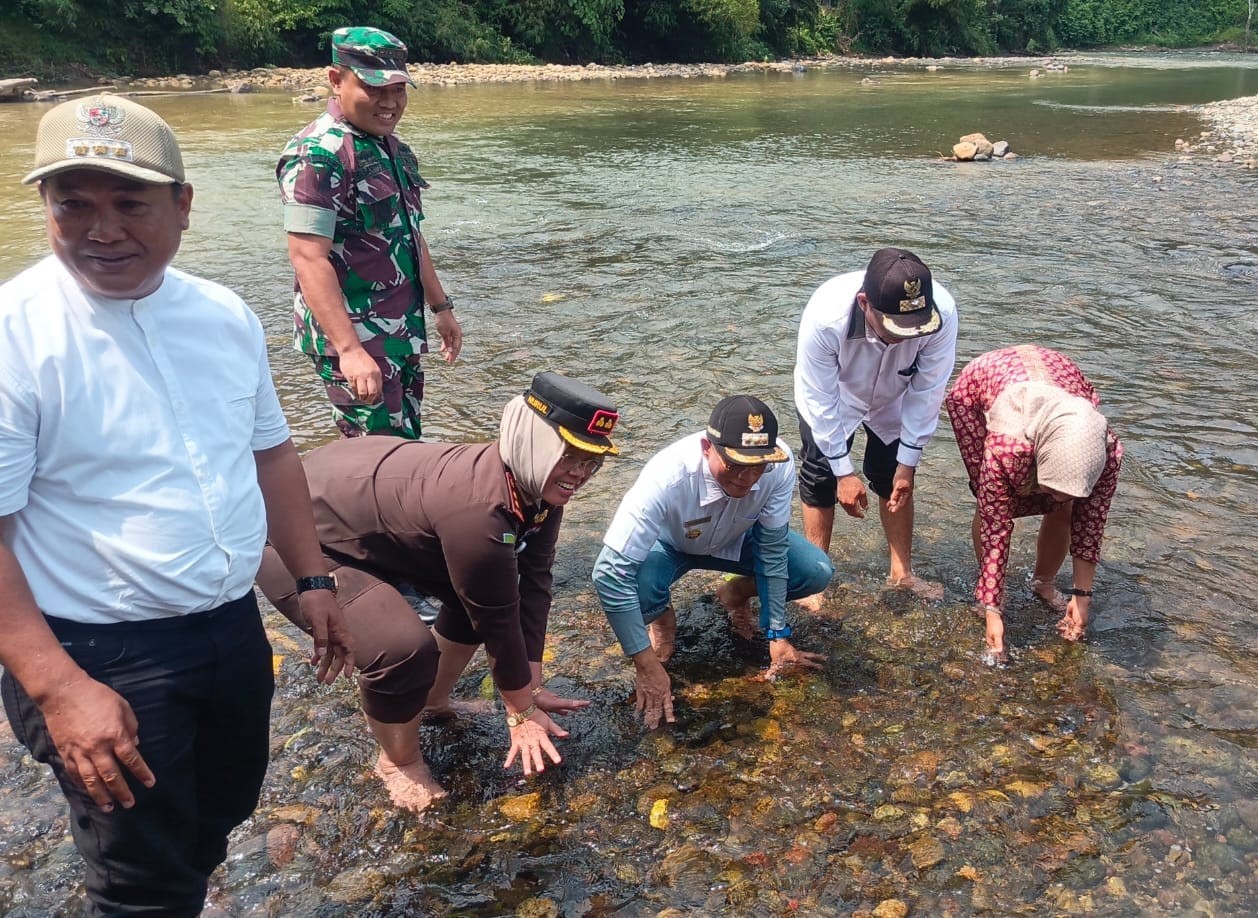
top-left (944, 346), bottom-right (1123, 608)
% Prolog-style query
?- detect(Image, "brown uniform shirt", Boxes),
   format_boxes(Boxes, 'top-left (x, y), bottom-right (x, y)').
top-left (301, 436), bottom-right (562, 692)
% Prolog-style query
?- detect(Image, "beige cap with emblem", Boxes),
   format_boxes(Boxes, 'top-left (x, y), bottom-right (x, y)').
top-left (23, 94), bottom-right (185, 186)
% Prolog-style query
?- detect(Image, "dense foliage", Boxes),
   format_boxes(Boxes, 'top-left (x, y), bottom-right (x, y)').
top-left (1, 0), bottom-right (1252, 79)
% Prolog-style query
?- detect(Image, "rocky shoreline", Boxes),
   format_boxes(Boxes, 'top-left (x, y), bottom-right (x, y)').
top-left (29, 54), bottom-right (1258, 164)
top-left (1183, 94), bottom-right (1258, 166)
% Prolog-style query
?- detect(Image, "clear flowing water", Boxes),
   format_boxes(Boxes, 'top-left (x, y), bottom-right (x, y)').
top-left (2, 52), bottom-right (1258, 915)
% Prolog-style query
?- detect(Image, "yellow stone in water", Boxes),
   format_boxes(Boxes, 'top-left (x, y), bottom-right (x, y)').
top-left (290, 765), bottom-right (309, 782)
top-left (910, 812), bottom-right (930, 830)
top-left (948, 791), bottom-right (975, 813)
top-left (516, 897), bottom-right (560, 918)
top-left (753, 718), bottom-right (783, 743)
top-left (840, 713), bottom-right (858, 729)
top-left (478, 674), bottom-right (496, 699)
top-left (270, 804), bottom-right (320, 826)
top-left (1006, 780), bottom-right (1046, 798)
top-left (500, 792), bottom-right (542, 821)
top-left (884, 724), bottom-right (904, 734)
top-left (650, 798), bottom-right (670, 829)
top-left (957, 864), bottom-right (980, 881)
top-left (873, 899), bottom-right (909, 918)
top-left (874, 804), bottom-right (905, 820)
top-left (540, 293), bottom-right (565, 303)
top-left (1105, 876), bottom-right (1127, 897)
top-left (910, 835), bottom-right (945, 869)
top-left (271, 654), bottom-right (284, 675)
top-left (541, 648), bottom-right (556, 662)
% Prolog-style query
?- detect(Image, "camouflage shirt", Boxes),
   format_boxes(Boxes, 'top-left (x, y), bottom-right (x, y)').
top-left (277, 99), bottom-right (428, 359)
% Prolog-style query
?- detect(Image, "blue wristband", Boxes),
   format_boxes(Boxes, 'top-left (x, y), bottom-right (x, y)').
top-left (766, 626), bottom-right (793, 640)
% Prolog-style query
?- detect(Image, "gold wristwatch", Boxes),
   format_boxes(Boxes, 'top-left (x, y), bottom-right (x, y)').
top-left (505, 703), bottom-right (537, 727)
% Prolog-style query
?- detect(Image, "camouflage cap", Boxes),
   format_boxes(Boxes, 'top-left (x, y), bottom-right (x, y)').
top-left (331, 26), bottom-right (415, 88)
top-left (23, 94), bottom-right (184, 185)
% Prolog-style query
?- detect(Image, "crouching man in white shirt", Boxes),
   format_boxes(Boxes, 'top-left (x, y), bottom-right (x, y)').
top-left (593, 396), bottom-right (833, 730)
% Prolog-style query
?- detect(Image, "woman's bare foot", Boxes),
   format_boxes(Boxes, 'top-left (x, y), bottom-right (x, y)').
top-left (715, 579), bottom-right (756, 639)
top-left (793, 592), bottom-right (826, 613)
top-left (420, 698), bottom-right (496, 722)
top-left (648, 606), bottom-right (677, 663)
top-left (1031, 578), bottom-right (1068, 612)
top-left (374, 752), bottom-right (447, 813)
top-left (884, 574), bottom-right (944, 602)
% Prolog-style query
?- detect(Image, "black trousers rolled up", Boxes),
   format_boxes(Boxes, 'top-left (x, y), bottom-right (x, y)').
top-left (2, 592), bottom-right (274, 917)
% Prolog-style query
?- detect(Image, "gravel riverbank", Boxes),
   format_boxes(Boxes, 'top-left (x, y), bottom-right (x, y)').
top-left (86, 54), bottom-right (1258, 165)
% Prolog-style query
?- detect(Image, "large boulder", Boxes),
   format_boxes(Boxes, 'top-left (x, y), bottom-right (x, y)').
top-left (953, 142), bottom-right (977, 161)
top-left (959, 132), bottom-right (994, 157)
top-left (993, 140), bottom-right (1010, 157)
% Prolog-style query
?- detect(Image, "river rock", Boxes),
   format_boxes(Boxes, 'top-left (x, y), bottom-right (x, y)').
top-left (873, 899), bottom-right (909, 918)
top-left (959, 133), bottom-right (995, 157)
top-left (953, 142), bottom-right (977, 161)
top-left (993, 140), bottom-right (1009, 157)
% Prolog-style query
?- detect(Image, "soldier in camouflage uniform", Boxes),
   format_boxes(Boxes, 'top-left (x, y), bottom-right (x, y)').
top-left (277, 26), bottom-right (463, 439)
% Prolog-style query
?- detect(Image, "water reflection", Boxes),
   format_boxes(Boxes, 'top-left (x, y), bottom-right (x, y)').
top-left (2, 55), bottom-right (1258, 914)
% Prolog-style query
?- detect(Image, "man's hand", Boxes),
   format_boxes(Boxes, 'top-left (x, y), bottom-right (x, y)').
top-left (432, 309), bottom-right (463, 364)
top-left (837, 474), bottom-right (868, 519)
top-left (885, 464), bottom-right (915, 513)
top-left (764, 639), bottom-right (827, 680)
top-left (504, 709), bottom-right (567, 775)
top-left (299, 590), bottom-right (355, 684)
top-left (632, 653), bottom-right (675, 730)
top-left (42, 675), bottom-right (156, 812)
top-left (338, 347), bottom-right (383, 404)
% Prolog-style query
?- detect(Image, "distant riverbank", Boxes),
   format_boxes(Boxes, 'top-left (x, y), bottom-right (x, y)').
top-left (32, 52), bottom-right (1258, 161)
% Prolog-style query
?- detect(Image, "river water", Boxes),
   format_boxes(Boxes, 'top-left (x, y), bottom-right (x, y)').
top-left (1, 52), bottom-right (1257, 916)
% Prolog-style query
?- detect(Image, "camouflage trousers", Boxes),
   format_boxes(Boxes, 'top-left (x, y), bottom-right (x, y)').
top-left (312, 352), bottom-right (425, 439)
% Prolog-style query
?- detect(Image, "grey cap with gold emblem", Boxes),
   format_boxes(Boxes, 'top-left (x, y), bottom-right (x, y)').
top-left (23, 95), bottom-right (185, 186)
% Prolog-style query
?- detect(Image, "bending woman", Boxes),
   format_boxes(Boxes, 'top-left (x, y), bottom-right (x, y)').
top-left (257, 372), bottom-right (619, 811)
top-left (945, 346), bottom-right (1122, 661)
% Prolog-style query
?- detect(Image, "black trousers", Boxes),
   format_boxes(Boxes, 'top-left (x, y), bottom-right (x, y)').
top-left (796, 415), bottom-right (902, 506)
top-left (2, 592), bottom-right (274, 917)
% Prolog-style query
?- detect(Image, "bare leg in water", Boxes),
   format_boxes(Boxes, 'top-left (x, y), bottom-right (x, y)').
top-left (715, 576), bottom-right (756, 639)
top-left (367, 714), bottom-right (447, 812)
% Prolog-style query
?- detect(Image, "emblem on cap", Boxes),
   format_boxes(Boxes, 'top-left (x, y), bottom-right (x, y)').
top-left (899, 278), bottom-right (925, 313)
top-left (588, 409), bottom-right (618, 436)
top-left (747, 414), bottom-right (764, 432)
top-left (77, 102), bottom-right (126, 136)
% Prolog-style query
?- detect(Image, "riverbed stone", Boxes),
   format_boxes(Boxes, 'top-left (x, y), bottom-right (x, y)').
top-left (993, 140), bottom-right (1009, 157)
top-left (959, 132), bottom-right (995, 157)
top-left (872, 899), bottom-right (909, 918)
top-left (953, 142), bottom-right (977, 161)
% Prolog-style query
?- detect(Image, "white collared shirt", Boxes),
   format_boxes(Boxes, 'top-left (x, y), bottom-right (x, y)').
top-left (794, 269), bottom-right (959, 478)
top-left (0, 256), bottom-right (291, 623)
top-left (602, 431), bottom-right (795, 563)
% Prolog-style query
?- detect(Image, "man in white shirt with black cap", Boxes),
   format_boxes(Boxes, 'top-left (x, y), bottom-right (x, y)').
top-left (593, 396), bottom-right (833, 730)
top-left (794, 247), bottom-right (959, 605)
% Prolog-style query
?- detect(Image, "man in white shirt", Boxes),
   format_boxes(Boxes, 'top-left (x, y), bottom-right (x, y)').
top-left (0, 95), bottom-right (353, 916)
top-left (794, 248), bottom-right (959, 605)
top-left (593, 396), bottom-right (832, 729)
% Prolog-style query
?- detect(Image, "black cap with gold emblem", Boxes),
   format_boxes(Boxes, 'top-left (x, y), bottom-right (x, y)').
top-left (705, 395), bottom-right (789, 466)
top-left (523, 372), bottom-right (620, 455)
top-left (861, 247), bottom-right (943, 339)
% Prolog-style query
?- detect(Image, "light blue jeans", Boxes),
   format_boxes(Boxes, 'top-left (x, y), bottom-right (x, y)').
top-left (637, 529), bottom-right (834, 622)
